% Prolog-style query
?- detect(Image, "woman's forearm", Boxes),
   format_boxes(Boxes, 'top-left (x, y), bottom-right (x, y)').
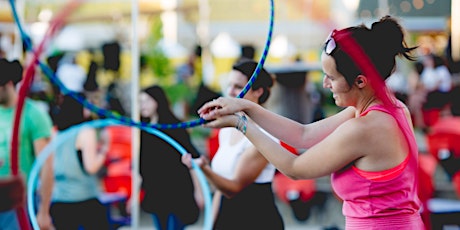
top-left (242, 100), bottom-right (306, 148)
top-left (200, 164), bottom-right (243, 198)
top-left (243, 101), bottom-right (355, 149)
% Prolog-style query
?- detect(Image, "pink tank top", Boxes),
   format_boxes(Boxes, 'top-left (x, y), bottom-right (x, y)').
top-left (331, 103), bottom-right (424, 229)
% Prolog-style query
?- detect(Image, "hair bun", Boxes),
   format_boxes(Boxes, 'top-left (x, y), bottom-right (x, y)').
top-left (371, 15), bottom-right (406, 56)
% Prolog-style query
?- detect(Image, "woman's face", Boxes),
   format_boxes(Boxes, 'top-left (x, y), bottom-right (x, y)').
top-left (321, 52), bottom-right (353, 107)
top-left (139, 92), bottom-right (158, 118)
top-left (225, 70), bottom-right (259, 102)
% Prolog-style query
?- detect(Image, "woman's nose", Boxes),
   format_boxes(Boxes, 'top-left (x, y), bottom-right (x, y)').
top-left (322, 76), bottom-right (330, 88)
top-left (227, 87), bottom-right (238, 97)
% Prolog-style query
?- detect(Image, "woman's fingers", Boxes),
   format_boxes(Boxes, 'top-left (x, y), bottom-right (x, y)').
top-left (202, 114), bottom-right (238, 129)
top-left (199, 97), bottom-right (238, 120)
top-left (181, 153), bottom-right (207, 169)
top-left (194, 158), bottom-right (204, 168)
top-left (198, 97), bottom-right (222, 114)
top-left (181, 154), bottom-right (192, 169)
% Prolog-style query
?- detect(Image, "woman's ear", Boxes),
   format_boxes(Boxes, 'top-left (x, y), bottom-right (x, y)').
top-left (252, 87), bottom-right (264, 98)
top-left (355, 75), bottom-right (367, 88)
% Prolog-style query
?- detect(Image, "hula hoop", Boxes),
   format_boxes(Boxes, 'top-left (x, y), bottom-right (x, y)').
top-left (8, 1), bottom-right (82, 229)
top-left (27, 119), bottom-right (213, 230)
top-left (9, 0), bottom-right (275, 130)
top-left (8, 1), bottom-right (275, 229)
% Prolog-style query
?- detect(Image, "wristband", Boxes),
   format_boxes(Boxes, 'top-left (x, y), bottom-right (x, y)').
top-left (236, 114), bottom-right (247, 135)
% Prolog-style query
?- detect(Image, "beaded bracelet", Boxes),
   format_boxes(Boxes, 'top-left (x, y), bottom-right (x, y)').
top-left (235, 115), bottom-right (241, 130)
top-left (236, 114), bottom-right (247, 135)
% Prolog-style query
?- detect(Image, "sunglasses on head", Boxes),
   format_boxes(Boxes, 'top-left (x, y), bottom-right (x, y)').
top-left (324, 29), bottom-right (337, 55)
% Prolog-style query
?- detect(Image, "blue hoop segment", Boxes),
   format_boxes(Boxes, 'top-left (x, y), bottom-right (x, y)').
top-left (26, 119), bottom-right (213, 230)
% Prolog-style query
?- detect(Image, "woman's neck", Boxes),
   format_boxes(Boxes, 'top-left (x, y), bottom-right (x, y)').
top-left (356, 96), bottom-right (379, 116)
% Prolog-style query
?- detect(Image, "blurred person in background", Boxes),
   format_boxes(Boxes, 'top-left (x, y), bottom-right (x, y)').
top-left (0, 58), bottom-right (54, 229)
top-left (420, 54), bottom-right (452, 110)
top-left (138, 85), bottom-right (203, 230)
top-left (182, 59), bottom-right (284, 230)
top-left (50, 94), bottom-right (110, 230)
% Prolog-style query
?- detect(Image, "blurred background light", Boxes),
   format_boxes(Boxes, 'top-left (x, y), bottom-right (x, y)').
top-left (269, 34), bottom-right (297, 60)
top-left (210, 32), bottom-right (241, 58)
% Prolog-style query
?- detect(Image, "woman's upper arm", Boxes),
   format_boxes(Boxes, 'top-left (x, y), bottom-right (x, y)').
top-left (232, 146), bottom-right (268, 189)
top-left (77, 128), bottom-right (98, 173)
top-left (300, 106), bottom-right (356, 148)
top-left (210, 145), bottom-right (269, 198)
top-left (291, 119), bottom-right (365, 179)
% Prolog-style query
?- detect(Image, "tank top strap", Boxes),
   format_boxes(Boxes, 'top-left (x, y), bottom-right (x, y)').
top-left (359, 102), bottom-right (418, 160)
top-left (359, 104), bottom-right (389, 117)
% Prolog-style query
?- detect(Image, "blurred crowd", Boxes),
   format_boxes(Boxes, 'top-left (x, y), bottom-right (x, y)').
top-left (1, 24), bottom-right (460, 229)
top-left (387, 44), bottom-right (460, 133)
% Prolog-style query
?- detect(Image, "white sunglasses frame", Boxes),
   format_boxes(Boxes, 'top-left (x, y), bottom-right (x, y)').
top-left (324, 30), bottom-right (337, 55)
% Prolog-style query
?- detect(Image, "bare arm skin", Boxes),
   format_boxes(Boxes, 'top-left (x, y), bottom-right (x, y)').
top-left (200, 109), bottom-right (409, 181)
top-left (211, 190), bottom-right (222, 224)
top-left (34, 137), bottom-right (54, 230)
top-left (76, 128), bottom-right (107, 175)
top-left (189, 169), bottom-right (205, 210)
top-left (198, 97), bottom-right (356, 149)
top-left (182, 142), bottom-right (268, 198)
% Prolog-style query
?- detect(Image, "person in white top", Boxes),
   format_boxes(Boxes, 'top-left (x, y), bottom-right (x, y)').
top-left (420, 54), bottom-right (452, 110)
top-left (56, 53), bottom-right (87, 93)
top-left (182, 59), bottom-right (284, 230)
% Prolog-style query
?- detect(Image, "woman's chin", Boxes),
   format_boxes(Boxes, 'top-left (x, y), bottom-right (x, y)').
top-left (335, 100), bottom-right (348, 108)
top-left (333, 98), bottom-right (341, 106)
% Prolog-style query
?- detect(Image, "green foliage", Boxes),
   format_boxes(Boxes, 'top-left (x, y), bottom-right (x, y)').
top-left (163, 83), bottom-right (194, 106)
top-left (143, 17), bottom-right (173, 80)
top-left (141, 17), bottom-right (198, 107)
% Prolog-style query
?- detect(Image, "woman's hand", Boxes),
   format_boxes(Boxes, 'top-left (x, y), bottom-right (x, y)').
top-left (181, 154), bottom-right (208, 169)
top-left (198, 97), bottom-right (247, 120)
top-left (203, 114), bottom-right (241, 130)
top-left (181, 153), bottom-right (194, 169)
